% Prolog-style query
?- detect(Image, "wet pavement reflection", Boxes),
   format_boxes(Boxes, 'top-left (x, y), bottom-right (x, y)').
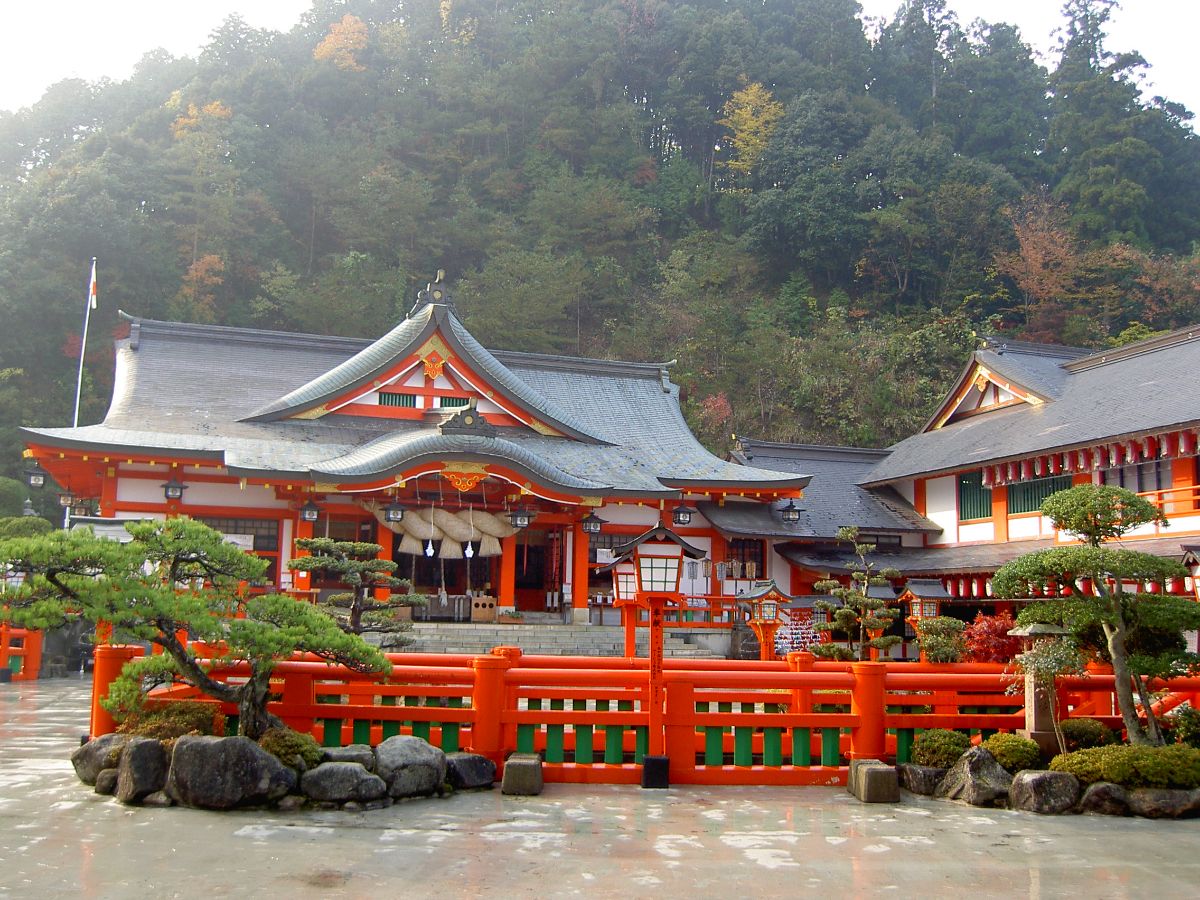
top-left (2, 677), bottom-right (1198, 898)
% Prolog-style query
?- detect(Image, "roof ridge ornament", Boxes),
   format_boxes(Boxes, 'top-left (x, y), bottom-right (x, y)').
top-left (438, 399), bottom-right (497, 437)
top-left (410, 268), bottom-right (457, 318)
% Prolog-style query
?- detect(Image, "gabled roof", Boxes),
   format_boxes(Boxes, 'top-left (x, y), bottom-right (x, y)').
top-left (864, 326), bottom-right (1200, 486)
top-left (243, 301), bottom-right (609, 443)
top-left (720, 440), bottom-right (937, 538)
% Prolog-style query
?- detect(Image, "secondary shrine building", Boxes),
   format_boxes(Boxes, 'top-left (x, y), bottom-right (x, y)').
top-left (20, 283), bottom-right (809, 622)
top-left (726, 327), bottom-right (1200, 645)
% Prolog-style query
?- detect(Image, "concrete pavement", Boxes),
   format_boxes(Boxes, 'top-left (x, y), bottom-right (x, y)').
top-left (2, 676), bottom-right (1198, 898)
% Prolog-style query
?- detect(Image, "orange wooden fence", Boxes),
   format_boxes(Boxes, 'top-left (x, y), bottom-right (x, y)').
top-left (88, 645), bottom-right (1200, 786)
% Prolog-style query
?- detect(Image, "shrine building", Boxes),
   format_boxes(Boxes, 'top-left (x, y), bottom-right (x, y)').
top-left (20, 280), bottom-right (809, 624)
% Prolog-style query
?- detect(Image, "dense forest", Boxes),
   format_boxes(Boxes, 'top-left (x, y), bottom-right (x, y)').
top-left (2, 0), bottom-right (1199, 499)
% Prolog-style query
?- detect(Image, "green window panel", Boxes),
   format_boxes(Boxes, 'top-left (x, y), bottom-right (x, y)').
top-left (1007, 475), bottom-right (1071, 514)
top-left (958, 471), bottom-right (992, 521)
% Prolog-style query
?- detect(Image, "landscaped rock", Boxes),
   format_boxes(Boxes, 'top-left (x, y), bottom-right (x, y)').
top-left (300, 762), bottom-right (387, 803)
top-left (1008, 770), bottom-right (1080, 815)
top-left (71, 734), bottom-right (129, 785)
top-left (935, 747), bottom-right (1013, 807)
top-left (501, 753), bottom-right (544, 796)
top-left (1127, 788), bottom-right (1200, 819)
top-left (322, 745), bottom-right (375, 771)
top-left (898, 763), bottom-right (948, 796)
top-left (94, 768), bottom-right (118, 796)
top-left (276, 794), bottom-right (308, 812)
top-left (374, 735), bottom-right (447, 798)
top-left (116, 736), bottom-right (170, 805)
top-left (141, 791), bottom-right (174, 807)
top-left (166, 735), bottom-right (297, 810)
top-left (1077, 782), bottom-right (1131, 816)
top-left (445, 752), bottom-right (496, 790)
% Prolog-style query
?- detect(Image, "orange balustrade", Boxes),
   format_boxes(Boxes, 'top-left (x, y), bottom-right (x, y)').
top-left (84, 649), bottom-right (1200, 786)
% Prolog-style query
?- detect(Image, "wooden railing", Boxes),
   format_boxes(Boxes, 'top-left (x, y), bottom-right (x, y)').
top-left (89, 646), bottom-right (1200, 786)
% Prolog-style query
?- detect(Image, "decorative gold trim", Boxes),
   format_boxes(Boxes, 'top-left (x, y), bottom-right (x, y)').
top-left (313, 482), bottom-right (339, 492)
top-left (293, 404), bottom-right (329, 420)
top-left (442, 471), bottom-right (486, 491)
top-left (579, 496), bottom-right (604, 507)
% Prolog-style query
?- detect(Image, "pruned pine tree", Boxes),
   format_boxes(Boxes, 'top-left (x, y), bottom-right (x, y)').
top-left (811, 526), bottom-right (902, 661)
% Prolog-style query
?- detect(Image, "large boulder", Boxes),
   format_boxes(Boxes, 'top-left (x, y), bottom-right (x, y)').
top-left (374, 735), bottom-right (447, 798)
top-left (898, 764), bottom-right (948, 796)
top-left (71, 734), bottom-right (129, 785)
top-left (94, 769), bottom-right (118, 796)
top-left (445, 752), bottom-right (497, 790)
top-left (935, 747), bottom-right (1013, 807)
top-left (166, 735), bottom-right (296, 810)
top-left (300, 762), bottom-right (387, 803)
top-left (1008, 770), bottom-right (1080, 815)
top-left (1077, 782), bottom-right (1131, 816)
top-left (321, 745), bottom-right (375, 771)
top-left (115, 736), bottom-right (170, 805)
top-left (1127, 788), bottom-right (1200, 819)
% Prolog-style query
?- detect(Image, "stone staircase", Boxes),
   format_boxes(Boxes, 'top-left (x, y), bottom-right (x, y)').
top-left (380, 616), bottom-right (723, 659)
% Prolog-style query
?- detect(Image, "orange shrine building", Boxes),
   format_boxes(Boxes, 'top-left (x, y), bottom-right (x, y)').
top-left (19, 280), bottom-right (809, 630)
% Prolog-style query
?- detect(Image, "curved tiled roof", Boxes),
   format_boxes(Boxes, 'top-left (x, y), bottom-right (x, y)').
top-left (309, 430), bottom-right (610, 491)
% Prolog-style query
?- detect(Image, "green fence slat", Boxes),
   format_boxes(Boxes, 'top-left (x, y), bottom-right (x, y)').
top-left (605, 726), bottom-right (624, 764)
top-left (896, 728), bottom-right (914, 764)
top-left (575, 725), bottom-right (594, 764)
top-left (719, 701), bottom-right (732, 734)
top-left (695, 701), bottom-right (709, 734)
top-left (352, 720), bottom-right (371, 745)
top-left (704, 727), bottom-right (723, 766)
top-left (545, 699), bottom-right (565, 763)
top-left (733, 726), bottom-right (753, 767)
top-left (517, 724), bottom-right (535, 753)
top-left (381, 695), bottom-right (397, 707)
top-left (381, 721), bottom-right (401, 740)
top-left (413, 721), bottom-right (431, 742)
top-left (821, 727), bottom-right (840, 767)
top-left (634, 727), bottom-right (648, 764)
top-left (321, 718), bottom-right (342, 748)
top-left (792, 727), bottom-right (811, 766)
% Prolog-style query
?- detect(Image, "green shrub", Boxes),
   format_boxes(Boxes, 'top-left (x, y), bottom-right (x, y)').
top-left (258, 727), bottom-right (323, 769)
top-left (982, 733), bottom-right (1041, 772)
top-left (119, 701), bottom-right (225, 740)
top-left (915, 616), bottom-right (966, 663)
top-left (912, 728), bottom-right (971, 768)
top-left (1059, 717), bottom-right (1113, 752)
top-left (1171, 706), bottom-right (1200, 749)
top-left (1049, 744), bottom-right (1200, 789)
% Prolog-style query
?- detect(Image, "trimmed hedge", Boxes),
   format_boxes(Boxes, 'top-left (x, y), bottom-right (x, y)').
top-left (982, 733), bottom-right (1041, 772)
top-left (119, 701), bottom-right (225, 741)
top-left (1049, 744), bottom-right (1200, 790)
top-left (258, 727), bottom-right (323, 769)
top-left (1059, 717), bottom-right (1113, 752)
top-left (912, 729), bottom-right (971, 768)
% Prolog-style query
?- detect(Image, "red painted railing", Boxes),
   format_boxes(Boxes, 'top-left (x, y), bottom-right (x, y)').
top-left (88, 646), bottom-right (1200, 786)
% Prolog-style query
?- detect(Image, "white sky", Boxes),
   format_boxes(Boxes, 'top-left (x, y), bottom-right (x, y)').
top-left (1, 1), bottom-right (1197, 117)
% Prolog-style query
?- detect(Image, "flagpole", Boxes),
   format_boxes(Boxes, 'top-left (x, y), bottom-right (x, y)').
top-left (66, 257), bottom-right (97, 530)
top-left (72, 257), bottom-right (97, 429)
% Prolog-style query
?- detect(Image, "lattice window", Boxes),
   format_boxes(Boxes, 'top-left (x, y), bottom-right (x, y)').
top-left (378, 392), bottom-right (417, 408)
top-left (194, 517), bottom-right (279, 552)
top-left (957, 471), bottom-right (992, 521)
top-left (1007, 475), bottom-right (1072, 514)
top-left (438, 396), bottom-right (470, 408)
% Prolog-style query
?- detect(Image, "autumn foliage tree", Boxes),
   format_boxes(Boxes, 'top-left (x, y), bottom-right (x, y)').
top-left (963, 610), bottom-right (1024, 663)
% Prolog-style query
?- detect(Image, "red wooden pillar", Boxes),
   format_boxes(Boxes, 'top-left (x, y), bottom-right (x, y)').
top-left (570, 519), bottom-right (590, 622)
top-left (90, 644), bottom-right (144, 738)
top-left (849, 661), bottom-right (886, 760)
top-left (498, 535), bottom-right (517, 606)
top-left (374, 525), bottom-right (394, 601)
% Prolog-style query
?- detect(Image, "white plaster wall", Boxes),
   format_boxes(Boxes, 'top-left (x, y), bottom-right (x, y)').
top-left (925, 476), bottom-right (958, 545)
top-left (895, 480), bottom-right (915, 505)
top-left (1008, 516), bottom-right (1041, 540)
top-left (958, 521), bottom-right (994, 543)
top-left (116, 477), bottom-right (289, 510)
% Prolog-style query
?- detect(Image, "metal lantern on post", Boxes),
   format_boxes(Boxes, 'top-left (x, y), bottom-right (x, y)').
top-left (599, 525), bottom-right (706, 788)
top-left (742, 580), bottom-right (791, 662)
top-left (898, 578), bottom-right (953, 661)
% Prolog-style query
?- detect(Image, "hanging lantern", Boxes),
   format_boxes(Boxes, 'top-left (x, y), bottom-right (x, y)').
top-left (671, 501), bottom-right (698, 527)
top-left (508, 505), bottom-right (536, 529)
top-left (161, 476), bottom-right (187, 501)
top-left (58, 489), bottom-right (76, 509)
top-left (383, 500), bottom-right (407, 523)
top-left (745, 560), bottom-right (758, 580)
top-left (300, 500), bottom-right (320, 522)
top-left (581, 511), bottom-right (605, 534)
top-left (779, 499), bottom-right (802, 523)
top-left (24, 461), bottom-right (48, 490)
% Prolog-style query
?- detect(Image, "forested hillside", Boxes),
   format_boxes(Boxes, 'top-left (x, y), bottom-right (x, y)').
top-left (2, 0), bottom-right (1198, 488)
